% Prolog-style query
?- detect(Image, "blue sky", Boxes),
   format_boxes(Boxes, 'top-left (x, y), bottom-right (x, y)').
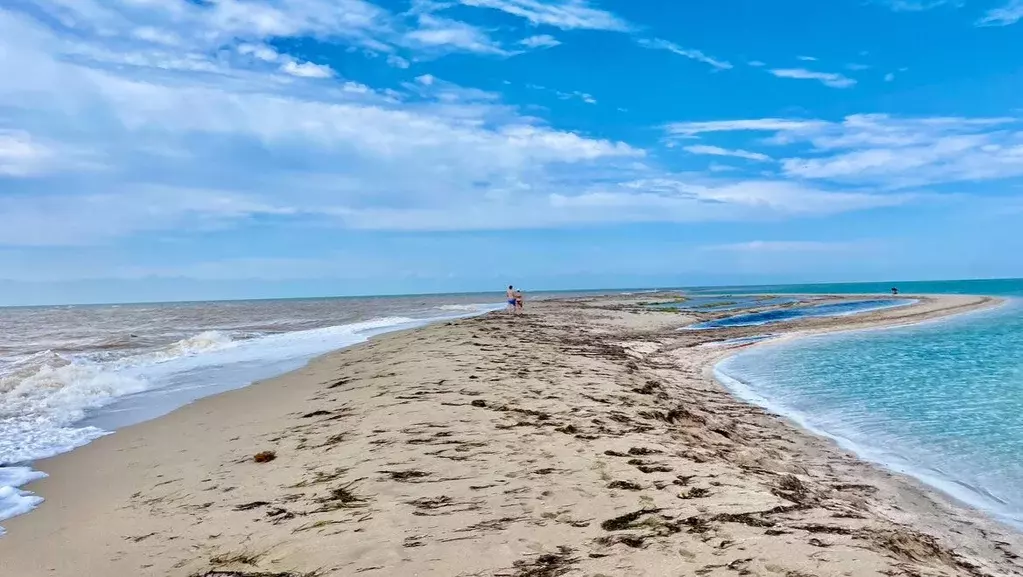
top-left (1, 0), bottom-right (1023, 304)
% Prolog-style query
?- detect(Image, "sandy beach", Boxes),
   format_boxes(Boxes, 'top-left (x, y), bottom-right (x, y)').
top-left (1, 293), bottom-right (1021, 577)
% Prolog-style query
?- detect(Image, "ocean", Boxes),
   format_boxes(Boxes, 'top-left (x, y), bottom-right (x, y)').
top-left (713, 279), bottom-right (1023, 529)
top-left (0, 293), bottom-right (519, 532)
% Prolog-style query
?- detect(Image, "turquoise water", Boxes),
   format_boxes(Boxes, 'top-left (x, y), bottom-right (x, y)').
top-left (715, 279), bottom-right (1023, 528)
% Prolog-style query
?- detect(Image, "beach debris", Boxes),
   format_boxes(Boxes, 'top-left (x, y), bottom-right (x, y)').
top-left (266, 507), bottom-right (295, 524)
top-left (457, 516), bottom-right (524, 533)
top-left (509, 546), bottom-right (578, 577)
top-left (208, 551), bottom-right (264, 566)
top-left (253, 451), bottom-right (277, 463)
top-left (679, 487), bottom-right (710, 499)
top-left (233, 501), bottom-right (270, 511)
top-left (870, 529), bottom-right (957, 565)
top-left (600, 508), bottom-right (662, 531)
top-left (197, 572), bottom-right (317, 577)
top-left (711, 511), bottom-right (777, 528)
top-left (471, 399), bottom-right (487, 407)
top-left (627, 446), bottom-right (663, 456)
top-left (292, 519), bottom-right (344, 533)
top-left (286, 468), bottom-right (348, 488)
top-left (312, 478), bottom-right (368, 512)
top-left (408, 495), bottom-right (455, 510)
top-left (300, 410), bottom-right (331, 418)
top-left (316, 433), bottom-right (346, 449)
top-left (381, 469), bottom-right (432, 482)
top-left (775, 474), bottom-right (810, 501)
top-left (607, 480), bottom-right (643, 491)
top-left (326, 377), bottom-right (352, 389)
top-left (403, 535), bottom-right (428, 547)
top-left (632, 380), bottom-right (662, 395)
top-left (626, 459), bottom-right (673, 474)
top-left (793, 524), bottom-right (852, 535)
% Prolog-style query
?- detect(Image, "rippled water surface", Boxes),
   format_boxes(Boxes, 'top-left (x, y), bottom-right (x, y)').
top-left (716, 280), bottom-right (1023, 527)
top-left (691, 298), bottom-right (911, 329)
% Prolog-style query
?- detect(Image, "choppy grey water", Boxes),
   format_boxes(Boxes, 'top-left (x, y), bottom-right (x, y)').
top-left (0, 293), bottom-right (516, 531)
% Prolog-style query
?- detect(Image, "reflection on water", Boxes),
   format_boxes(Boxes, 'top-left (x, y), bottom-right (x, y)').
top-left (690, 298), bottom-right (912, 329)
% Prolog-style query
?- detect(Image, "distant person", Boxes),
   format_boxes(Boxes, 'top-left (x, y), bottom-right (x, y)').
top-left (514, 289), bottom-right (524, 313)
top-left (891, 287), bottom-right (899, 296)
top-left (506, 285), bottom-right (517, 312)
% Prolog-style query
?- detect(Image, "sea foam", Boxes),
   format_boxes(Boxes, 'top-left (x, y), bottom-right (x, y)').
top-left (0, 313), bottom-right (452, 532)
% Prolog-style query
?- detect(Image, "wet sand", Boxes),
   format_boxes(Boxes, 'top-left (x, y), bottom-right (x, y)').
top-left (1, 293), bottom-right (1021, 577)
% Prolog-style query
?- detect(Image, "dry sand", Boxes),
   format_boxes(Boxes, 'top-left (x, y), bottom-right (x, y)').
top-left (1, 293), bottom-right (1021, 577)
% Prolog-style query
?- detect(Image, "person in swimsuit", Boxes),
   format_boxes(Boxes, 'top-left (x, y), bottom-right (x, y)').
top-left (514, 289), bottom-right (524, 312)
top-left (506, 285), bottom-right (517, 312)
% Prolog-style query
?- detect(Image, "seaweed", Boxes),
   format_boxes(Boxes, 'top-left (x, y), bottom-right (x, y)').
top-left (607, 480), bottom-right (643, 491)
top-left (600, 508), bottom-right (661, 531)
top-left (381, 470), bottom-right (432, 482)
top-left (510, 546), bottom-right (578, 577)
top-left (253, 451), bottom-right (277, 463)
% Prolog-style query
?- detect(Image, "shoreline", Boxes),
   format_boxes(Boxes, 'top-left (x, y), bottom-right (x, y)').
top-left (2, 293), bottom-right (1021, 577)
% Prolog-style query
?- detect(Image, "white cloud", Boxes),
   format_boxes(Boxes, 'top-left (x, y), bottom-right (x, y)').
top-left (748, 60), bottom-right (766, 67)
top-left (458, 0), bottom-right (630, 31)
top-left (132, 26), bottom-right (182, 46)
top-left (0, 129), bottom-right (103, 177)
top-left (664, 119), bottom-right (828, 137)
top-left (977, 0), bottom-right (1023, 25)
top-left (519, 34), bottom-right (562, 49)
top-left (33, 0), bottom-right (395, 53)
top-left (387, 54), bottom-right (410, 68)
top-left (238, 43), bottom-right (282, 62)
top-left (637, 38), bottom-right (732, 71)
top-left (0, 130), bottom-right (54, 177)
top-left (404, 13), bottom-right (509, 55)
top-left (846, 63), bottom-right (872, 71)
top-left (526, 83), bottom-right (597, 104)
top-left (797, 55), bottom-right (818, 62)
top-left (0, 186), bottom-right (295, 246)
top-left (337, 178), bottom-right (909, 231)
top-left (769, 68), bottom-right (857, 88)
top-left (29, 0), bottom-right (519, 63)
top-left (0, 4), bottom-right (939, 248)
top-left (779, 115), bottom-right (1023, 187)
top-left (555, 90), bottom-right (596, 104)
top-left (683, 145), bottom-right (771, 162)
top-left (702, 240), bottom-right (865, 253)
top-left (663, 114), bottom-right (1023, 190)
top-left (239, 42), bottom-right (335, 77)
top-left (881, 0), bottom-right (956, 11)
top-left (281, 60), bottom-right (334, 78)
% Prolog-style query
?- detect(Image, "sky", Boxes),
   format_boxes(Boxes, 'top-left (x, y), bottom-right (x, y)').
top-left (1, 0), bottom-right (1023, 304)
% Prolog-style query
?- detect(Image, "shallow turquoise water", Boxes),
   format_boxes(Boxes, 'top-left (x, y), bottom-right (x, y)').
top-left (715, 279), bottom-right (1023, 528)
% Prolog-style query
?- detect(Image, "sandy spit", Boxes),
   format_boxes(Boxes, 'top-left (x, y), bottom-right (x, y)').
top-left (1, 293), bottom-right (1021, 577)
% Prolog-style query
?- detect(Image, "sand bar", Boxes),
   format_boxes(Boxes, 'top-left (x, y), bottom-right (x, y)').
top-left (1, 293), bottom-right (1021, 577)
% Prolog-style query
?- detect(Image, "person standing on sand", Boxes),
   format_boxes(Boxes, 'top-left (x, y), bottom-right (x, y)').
top-left (506, 285), bottom-right (517, 312)
top-left (514, 289), bottom-right (524, 313)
